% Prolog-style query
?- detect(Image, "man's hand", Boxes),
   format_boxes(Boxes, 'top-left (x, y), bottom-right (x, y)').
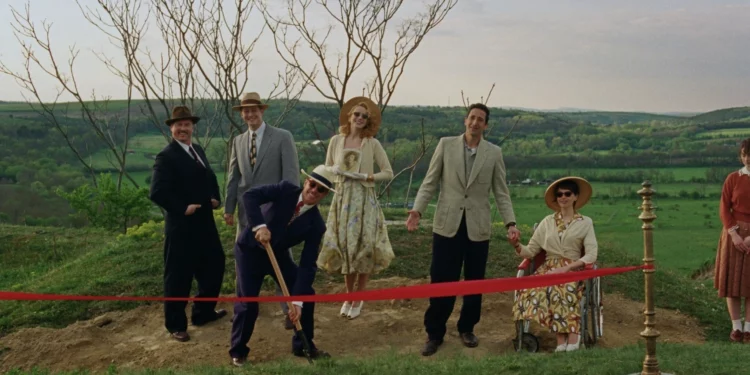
top-left (406, 211), bottom-right (421, 232)
top-left (288, 304), bottom-right (302, 323)
top-left (507, 226), bottom-right (521, 242)
top-left (224, 213), bottom-right (235, 226)
top-left (185, 204), bottom-right (201, 216)
top-left (546, 266), bottom-right (569, 275)
top-left (255, 227), bottom-right (271, 244)
top-left (211, 199), bottom-right (219, 209)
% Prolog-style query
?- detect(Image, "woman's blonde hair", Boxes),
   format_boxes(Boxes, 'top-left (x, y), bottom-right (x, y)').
top-left (339, 101), bottom-right (379, 138)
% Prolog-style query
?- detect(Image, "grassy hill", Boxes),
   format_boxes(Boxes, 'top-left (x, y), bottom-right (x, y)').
top-left (690, 106), bottom-right (750, 123)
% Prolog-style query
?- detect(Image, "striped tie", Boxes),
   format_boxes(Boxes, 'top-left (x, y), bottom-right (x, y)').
top-left (250, 132), bottom-right (257, 168)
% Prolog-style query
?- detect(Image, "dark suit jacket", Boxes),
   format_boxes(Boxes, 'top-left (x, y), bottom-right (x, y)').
top-left (149, 140), bottom-right (222, 240)
top-left (236, 181), bottom-right (326, 296)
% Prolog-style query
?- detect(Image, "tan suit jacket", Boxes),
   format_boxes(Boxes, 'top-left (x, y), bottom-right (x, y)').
top-left (412, 135), bottom-right (516, 242)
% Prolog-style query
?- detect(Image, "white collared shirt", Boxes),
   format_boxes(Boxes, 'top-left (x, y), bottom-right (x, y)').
top-left (740, 167), bottom-right (750, 176)
top-left (176, 140), bottom-right (205, 167)
top-left (249, 122), bottom-right (267, 154)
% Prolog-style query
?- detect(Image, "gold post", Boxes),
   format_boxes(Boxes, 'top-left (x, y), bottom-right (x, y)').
top-left (628, 181), bottom-right (672, 375)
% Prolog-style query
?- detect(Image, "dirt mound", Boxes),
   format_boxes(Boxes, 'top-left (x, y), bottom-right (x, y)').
top-left (0, 277), bottom-right (703, 373)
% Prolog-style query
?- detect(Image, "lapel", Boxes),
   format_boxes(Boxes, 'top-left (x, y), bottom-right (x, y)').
top-left (453, 136), bottom-right (467, 188)
top-left (237, 131), bottom-right (250, 173)
top-left (466, 139), bottom-right (488, 188)
top-left (170, 140), bottom-right (201, 169)
top-left (192, 143), bottom-right (210, 169)
top-left (254, 125), bottom-right (274, 174)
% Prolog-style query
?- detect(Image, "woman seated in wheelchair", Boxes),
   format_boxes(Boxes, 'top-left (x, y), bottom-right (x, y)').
top-left (508, 177), bottom-right (598, 352)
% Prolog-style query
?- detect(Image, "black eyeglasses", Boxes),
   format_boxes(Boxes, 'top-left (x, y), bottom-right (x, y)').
top-left (353, 112), bottom-right (369, 120)
top-left (556, 191), bottom-right (573, 198)
top-left (308, 180), bottom-right (329, 194)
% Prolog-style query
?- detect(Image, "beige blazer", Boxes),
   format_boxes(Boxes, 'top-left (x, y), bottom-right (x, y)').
top-left (413, 135), bottom-right (516, 242)
top-left (325, 134), bottom-right (393, 187)
top-left (518, 214), bottom-right (598, 265)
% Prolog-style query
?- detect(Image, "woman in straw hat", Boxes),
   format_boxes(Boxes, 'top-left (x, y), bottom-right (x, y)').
top-left (509, 177), bottom-right (598, 352)
top-left (316, 97), bottom-right (395, 320)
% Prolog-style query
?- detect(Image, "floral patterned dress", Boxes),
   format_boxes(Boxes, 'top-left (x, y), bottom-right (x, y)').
top-left (317, 148), bottom-right (394, 275)
top-left (512, 213), bottom-right (587, 334)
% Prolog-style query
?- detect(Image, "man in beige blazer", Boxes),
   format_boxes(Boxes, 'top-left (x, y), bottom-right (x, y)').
top-left (406, 103), bottom-right (520, 356)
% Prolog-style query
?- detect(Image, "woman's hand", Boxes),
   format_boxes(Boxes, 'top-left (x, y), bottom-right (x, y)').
top-left (546, 266), bottom-right (569, 275)
top-left (731, 231), bottom-right (749, 253)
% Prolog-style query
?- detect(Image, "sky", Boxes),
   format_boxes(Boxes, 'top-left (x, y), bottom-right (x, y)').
top-left (0, 0), bottom-right (748, 113)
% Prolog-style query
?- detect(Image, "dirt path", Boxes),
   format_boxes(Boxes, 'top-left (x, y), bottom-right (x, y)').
top-left (0, 277), bottom-right (703, 373)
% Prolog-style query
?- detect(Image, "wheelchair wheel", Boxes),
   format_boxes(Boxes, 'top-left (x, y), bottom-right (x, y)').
top-left (512, 332), bottom-right (540, 353)
top-left (583, 279), bottom-right (599, 348)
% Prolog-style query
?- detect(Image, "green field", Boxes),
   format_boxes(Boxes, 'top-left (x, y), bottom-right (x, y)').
top-left (697, 128), bottom-right (750, 138)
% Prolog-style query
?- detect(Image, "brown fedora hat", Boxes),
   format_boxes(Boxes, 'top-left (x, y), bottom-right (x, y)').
top-left (339, 96), bottom-right (381, 135)
top-left (165, 106), bottom-right (200, 126)
top-left (544, 176), bottom-right (593, 211)
top-left (232, 92), bottom-right (269, 111)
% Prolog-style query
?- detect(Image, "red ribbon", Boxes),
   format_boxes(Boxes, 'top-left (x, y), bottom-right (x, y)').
top-left (0, 265), bottom-right (649, 303)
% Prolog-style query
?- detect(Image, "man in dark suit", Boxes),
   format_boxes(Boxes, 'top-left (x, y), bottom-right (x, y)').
top-left (149, 106), bottom-right (227, 342)
top-left (229, 165), bottom-right (335, 367)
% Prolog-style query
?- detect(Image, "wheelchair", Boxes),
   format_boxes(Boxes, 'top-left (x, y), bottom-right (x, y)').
top-left (512, 223), bottom-right (603, 353)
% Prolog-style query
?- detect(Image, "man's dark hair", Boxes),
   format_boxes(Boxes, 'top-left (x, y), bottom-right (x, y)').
top-left (466, 103), bottom-right (490, 123)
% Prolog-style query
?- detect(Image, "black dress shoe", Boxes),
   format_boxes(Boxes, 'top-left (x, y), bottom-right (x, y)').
top-left (292, 347), bottom-right (331, 359)
top-left (421, 339), bottom-right (443, 356)
top-left (460, 332), bottom-right (479, 348)
top-left (192, 309), bottom-right (227, 326)
top-left (169, 331), bottom-right (190, 342)
top-left (284, 316), bottom-right (294, 330)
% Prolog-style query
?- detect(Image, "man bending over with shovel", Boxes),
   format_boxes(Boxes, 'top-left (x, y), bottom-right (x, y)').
top-left (229, 165), bottom-right (335, 367)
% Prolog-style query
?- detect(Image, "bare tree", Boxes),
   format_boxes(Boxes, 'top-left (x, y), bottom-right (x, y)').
top-left (0, 3), bottom-right (141, 189)
top-left (261, 0), bottom-right (457, 201)
top-left (261, 0), bottom-right (456, 113)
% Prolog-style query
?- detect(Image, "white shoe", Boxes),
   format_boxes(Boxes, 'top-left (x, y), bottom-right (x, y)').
top-left (555, 344), bottom-right (567, 352)
top-left (340, 302), bottom-right (352, 317)
top-left (347, 301), bottom-right (363, 319)
top-left (566, 335), bottom-right (580, 351)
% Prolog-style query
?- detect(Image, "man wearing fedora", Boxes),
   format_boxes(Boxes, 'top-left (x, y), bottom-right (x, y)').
top-left (406, 103), bottom-right (520, 356)
top-left (229, 165), bottom-right (335, 367)
top-left (224, 92), bottom-right (300, 328)
top-left (149, 106), bottom-right (227, 342)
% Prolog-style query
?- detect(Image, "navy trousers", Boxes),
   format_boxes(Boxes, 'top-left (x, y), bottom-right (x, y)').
top-left (229, 244), bottom-right (316, 359)
top-left (423, 215), bottom-right (490, 341)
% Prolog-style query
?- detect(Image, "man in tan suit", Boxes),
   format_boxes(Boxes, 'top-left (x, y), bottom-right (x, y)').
top-left (406, 103), bottom-right (520, 356)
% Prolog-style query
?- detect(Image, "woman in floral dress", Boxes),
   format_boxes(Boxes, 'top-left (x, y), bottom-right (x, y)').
top-left (317, 96), bottom-right (395, 319)
top-left (509, 177), bottom-right (598, 352)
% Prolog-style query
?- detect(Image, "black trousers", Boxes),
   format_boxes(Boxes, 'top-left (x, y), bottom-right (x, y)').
top-left (229, 244), bottom-right (316, 359)
top-left (424, 215), bottom-right (489, 341)
top-left (163, 218), bottom-right (226, 333)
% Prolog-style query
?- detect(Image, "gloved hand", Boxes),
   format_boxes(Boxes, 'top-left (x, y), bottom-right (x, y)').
top-left (331, 165), bottom-right (343, 175)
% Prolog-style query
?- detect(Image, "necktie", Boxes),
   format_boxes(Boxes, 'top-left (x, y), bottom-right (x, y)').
top-left (188, 146), bottom-right (204, 168)
top-left (289, 201), bottom-right (304, 225)
top-left (250, 132), bottom-right (257, 168)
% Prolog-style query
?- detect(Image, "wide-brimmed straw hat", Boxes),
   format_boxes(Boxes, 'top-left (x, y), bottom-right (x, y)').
top-left (339, 96), bottom-right (381, 134)
top-left (165, 106), bottom-right (200, 126)
top-left (301, 165), bottom-right (337, 194)
top-left (544, 176), bottom-right (593, 211)
top-left (232, 92), bottom-right (269, 111)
